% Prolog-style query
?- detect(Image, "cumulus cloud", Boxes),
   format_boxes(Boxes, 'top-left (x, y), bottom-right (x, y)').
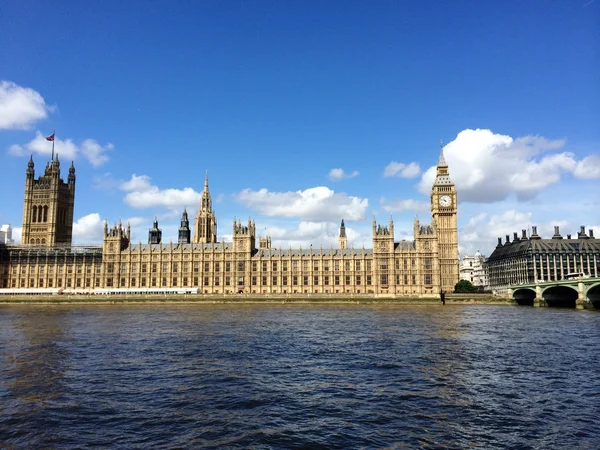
top-left (236, 186), bottom-right (368, 221)
top-left (328, 168), bottom-right (359, 181)
top-left (120, 174), bottom-right (202, 209)
top-left (0, 81), bottom-right (54, 130)
top-left (418, 129), bottom-right (600, 203)
top-left (573, 154), bottom-right (600, 179)
top-left (8, 131), bottom-right (113, 167)
top-left (456, 209), bottom-right (595, 256)
top-left (380, 198), bottom-right (430, 213)
top-left (261, 220), bottom-right (364, 248)
top-left (73, 213), bottom-right (106, 243)
top-left (10, 227), bottom-right (22, 244)
top-left (383, 161), bottom-right (420, 178)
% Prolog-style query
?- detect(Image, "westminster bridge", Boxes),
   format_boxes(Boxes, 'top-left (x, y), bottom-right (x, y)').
top-left (510, 277), bottom-right (600, 309)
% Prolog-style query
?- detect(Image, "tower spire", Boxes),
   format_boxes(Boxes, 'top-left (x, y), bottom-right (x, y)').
top-left (438, 140), bottom-right (448, 167)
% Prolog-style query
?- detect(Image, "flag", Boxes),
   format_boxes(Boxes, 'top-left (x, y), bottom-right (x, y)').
top-left (46, 133), bottom-right (55, 141)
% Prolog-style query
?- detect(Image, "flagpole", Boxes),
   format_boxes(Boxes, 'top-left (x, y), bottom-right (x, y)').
top-left (52, 130), bottom-right (55, 161)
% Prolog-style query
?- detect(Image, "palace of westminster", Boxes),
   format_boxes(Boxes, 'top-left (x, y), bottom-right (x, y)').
top-left (0, 149), bottom-right (461, 295)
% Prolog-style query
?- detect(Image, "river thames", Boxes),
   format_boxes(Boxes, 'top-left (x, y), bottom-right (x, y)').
top-left (1, 304), bottom-right (599, 448)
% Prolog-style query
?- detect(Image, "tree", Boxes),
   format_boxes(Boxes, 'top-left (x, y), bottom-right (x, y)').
top-left (454, 279), bottom-right (477, 293)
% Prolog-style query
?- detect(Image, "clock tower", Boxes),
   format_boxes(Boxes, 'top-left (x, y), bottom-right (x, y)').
top-left (431, 143), bottom-right (459, 293)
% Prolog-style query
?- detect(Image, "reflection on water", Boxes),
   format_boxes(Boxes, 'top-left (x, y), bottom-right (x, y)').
top-left (0, 305), bottom-right (599, 448)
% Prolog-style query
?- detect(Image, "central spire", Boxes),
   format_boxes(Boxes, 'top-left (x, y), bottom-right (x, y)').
top-left (193, 169), bottom-right (218, 243)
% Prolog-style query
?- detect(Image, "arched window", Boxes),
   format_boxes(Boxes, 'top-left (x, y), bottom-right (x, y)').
top-left (37, 206), bottom-right (43, 223)
top-left (32, 205), bottom-right (37, 223)
top-left (36, 238), bottom-right (40, 244)
top-left (41, 238), bottom-right (46, 244)
top-left (43, 205), bottom-right (48, 222)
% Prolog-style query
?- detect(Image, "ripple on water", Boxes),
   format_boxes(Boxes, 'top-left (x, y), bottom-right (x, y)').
top-left (0, 304), bottom-right (599, 448)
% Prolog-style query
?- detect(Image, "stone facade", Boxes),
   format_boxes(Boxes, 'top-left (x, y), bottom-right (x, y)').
top-left (0, 148), bottom-right (460, 295)
top-left (459, 251), bottom-right (489, 290)
top-left (21, 155), bottom-right (75, 246)
top-left (487, 226), bottom-right (600, 294)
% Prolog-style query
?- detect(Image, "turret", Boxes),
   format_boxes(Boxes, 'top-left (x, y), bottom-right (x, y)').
top-left (148, 217), bottom-right (162, 244)
top-left (68, 161), bottom-right (76, 185)
top-left (178, 208), bottom-right (191, 244)
top-left (338, 219), bottom-right (347, 250)
top-left (26, 155), bottom-right (34, 178)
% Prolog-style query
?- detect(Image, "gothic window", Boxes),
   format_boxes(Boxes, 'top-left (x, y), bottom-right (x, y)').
top-left (424, 241), bottom-right (430, 250)
top-left (43, 206), bottom-right (48, 222)
top-left (32, 206), bottom-right (37, 223)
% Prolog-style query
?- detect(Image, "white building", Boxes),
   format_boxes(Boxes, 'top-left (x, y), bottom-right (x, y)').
top-left (0, 224), bottom-right (14, 244)
top-left (459, 250), bottom-right (489, 290)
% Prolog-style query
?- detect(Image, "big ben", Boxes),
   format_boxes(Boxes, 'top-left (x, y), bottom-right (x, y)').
top-left (430, 144), bottom-right (459, 293)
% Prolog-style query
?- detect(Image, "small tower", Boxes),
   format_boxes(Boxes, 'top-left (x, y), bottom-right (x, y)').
top-left (259, 232), bottom-right (272, 249)
top-left (233, 218), bottom-right (256, 253)
top-left (148, 217), bottom-right (162, 244)
top-left (178, 209), bottom-right (191, 244)
top-left (338, 219), bottom-right (347, 250)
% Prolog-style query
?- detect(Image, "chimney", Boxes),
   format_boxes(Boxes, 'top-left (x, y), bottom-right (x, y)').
top-left (590, 229), bottom-right (595, 238)
top-left (530, 226), bottom-right (541, 240)
top-left (552, 225), bottom-right (563, 240)
top-left (522, 229), bottom-right (527, 239)
top-left (578, 225), bottom-right (589, 239)
top-left (497, 237), bottom-right (503, 247)
top-left (567, 235), bottom-right (571, 239)
top-left (513, 232), bottom-right (520, 241)
top-left (505, 235), bottom-right (510, 244)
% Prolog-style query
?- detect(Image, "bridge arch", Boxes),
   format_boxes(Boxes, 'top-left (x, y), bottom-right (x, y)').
top-left (512, 288), bottom-right (536, 306)
top-left (542, 285), bottom-right (579, 308)
top-left (586, 283), bottom-right (600, 310)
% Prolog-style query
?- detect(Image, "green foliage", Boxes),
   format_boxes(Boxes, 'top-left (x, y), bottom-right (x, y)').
top-left (454, 279), bottom-right (477, 293)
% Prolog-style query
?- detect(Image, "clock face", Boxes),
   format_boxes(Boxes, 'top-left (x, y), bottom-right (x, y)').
top-left (439, 195), bottom-right (452, 207)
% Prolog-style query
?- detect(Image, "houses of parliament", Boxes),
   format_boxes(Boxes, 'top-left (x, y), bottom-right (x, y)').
top-left (0, 149), bottom-right (459, 296)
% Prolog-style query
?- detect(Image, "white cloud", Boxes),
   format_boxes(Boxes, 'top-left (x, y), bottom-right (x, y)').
top-left (418, 128), bottom-right (599, 203)
top-left (10, 227), bottom-right (22, 244)
top-left (261, 220), bottom-right (364, 248)
top-left (0, 81), bottom-right (54, 130)
top-left (456, 209), bottom-right (598, 256)
top-left (120, 174), bottom-right (202, 209)
top-left (328, 168), bottom-right (359, 181)
top-left (383, 161), bottom-right (420, 178)
top-left (121, 174), bottom-right (153, 192)
top-left (8, 131), bottom-right (113, 167)
top-left (80, 139), bottom-right (114, 167)
top-left (573, 154), bottom-right (600, 179)
top-left (73, 213), bottom-right (106, 243)
top-left (236, 186), bottom-right (369, 221)
top-left (380, 198), bottom-right (430, 213)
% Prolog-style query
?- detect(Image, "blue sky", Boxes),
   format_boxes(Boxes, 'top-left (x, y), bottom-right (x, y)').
top-left (1, 0), bottom-right (599, 255)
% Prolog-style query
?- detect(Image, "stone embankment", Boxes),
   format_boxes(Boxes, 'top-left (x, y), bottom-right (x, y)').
top-left (0, 293), bottom-right (512, 305)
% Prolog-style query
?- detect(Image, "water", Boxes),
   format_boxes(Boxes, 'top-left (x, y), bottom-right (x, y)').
top-left (1, 304), bottom-right (599, 449)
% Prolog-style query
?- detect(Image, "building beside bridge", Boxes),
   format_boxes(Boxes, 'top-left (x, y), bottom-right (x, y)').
top-left (459, 250), bottom-right (489, 290)
top-left (0, 146), bottom-right (460, 296)
top-left (487, 226), bottom-right (600, 294)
